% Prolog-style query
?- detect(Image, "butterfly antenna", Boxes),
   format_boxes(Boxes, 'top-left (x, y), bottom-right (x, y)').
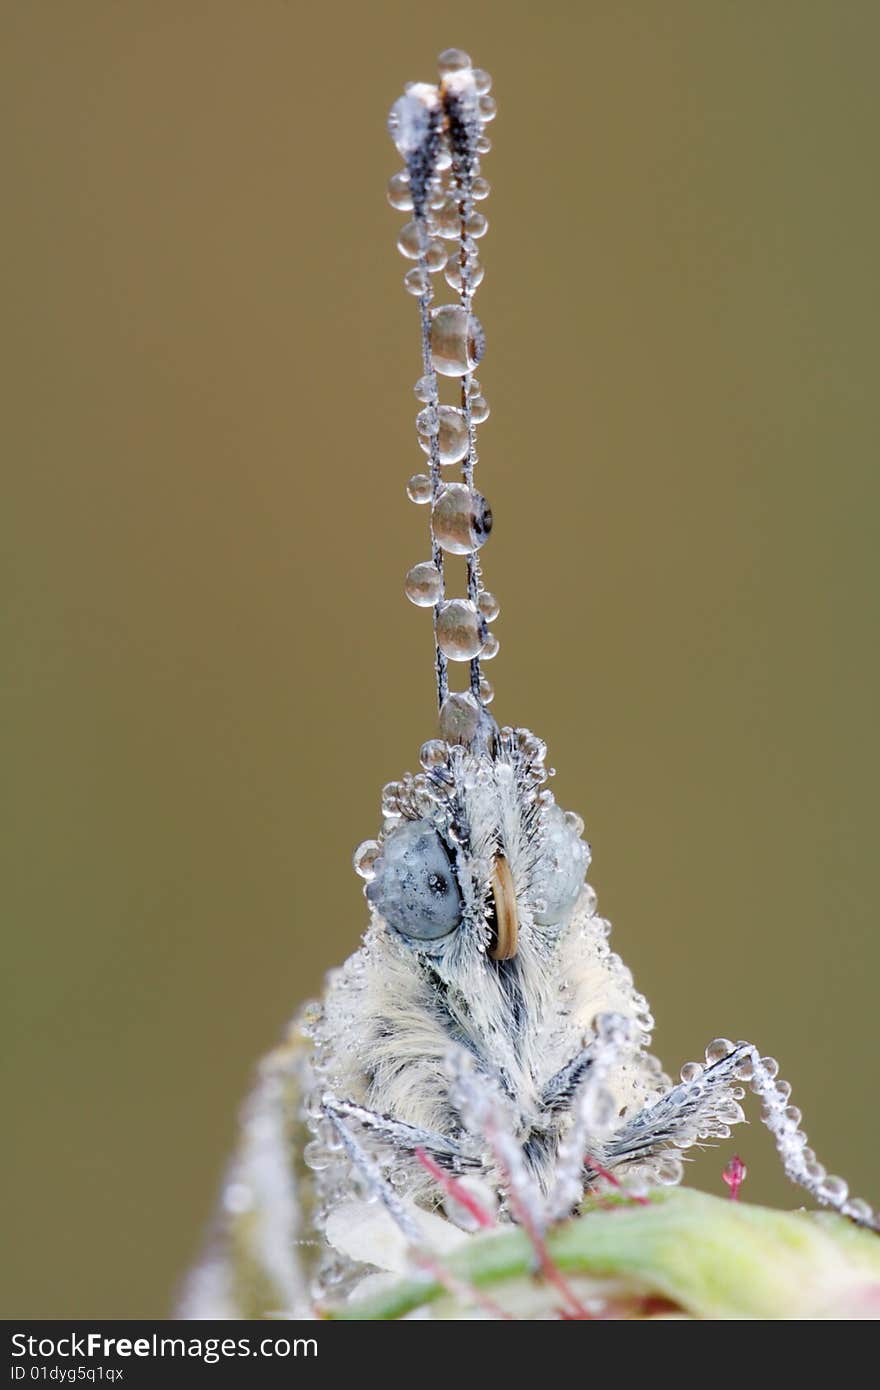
top-left (388, 49), bottom-right (499, 740)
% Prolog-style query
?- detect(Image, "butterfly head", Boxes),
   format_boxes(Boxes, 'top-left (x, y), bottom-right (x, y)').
top-left (354, 728), bottom-right (590, 977)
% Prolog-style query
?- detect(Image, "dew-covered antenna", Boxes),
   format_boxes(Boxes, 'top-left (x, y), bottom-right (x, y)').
top-left (388, 48), bottom-right (499, 744)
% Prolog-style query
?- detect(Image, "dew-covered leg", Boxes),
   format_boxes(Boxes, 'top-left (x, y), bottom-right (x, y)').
top-left (447, 1050), bottom-right (547, 1231)
top-left (737, 1046), bottom-right (880, 1230)
top-left (321, 1095), bottom-right (477, 1169)
top-left (322, 1098), bottom-right (424, 1242)
top-left (448, 1049), bottom-right (598, 1317)
top-left (603, 1041), bottom-right (751, 1170)
top-left (542, 1045), bottom-right (597, 1112)
top-left (604, 1038), bottom-right (880, 1231)
top-left (545, 1013), bottom-right (636, 1222)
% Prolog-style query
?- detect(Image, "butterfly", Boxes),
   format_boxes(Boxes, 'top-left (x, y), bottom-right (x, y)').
top-left (181, 47), bottom-right (876, 1320)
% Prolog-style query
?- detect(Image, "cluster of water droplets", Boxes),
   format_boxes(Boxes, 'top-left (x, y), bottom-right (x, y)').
top-left (638, 1039), bottom-right (876, 1230)
top-left (353, 725), bottom-right (557, 897)
top-left (389, 49), bottom-right (500, 729)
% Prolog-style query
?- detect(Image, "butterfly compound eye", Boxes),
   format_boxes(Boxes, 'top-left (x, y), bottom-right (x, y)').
top-left (533, 804), bottom-right (591, 927)
top-left (366, 820), bottom-right (462, 942)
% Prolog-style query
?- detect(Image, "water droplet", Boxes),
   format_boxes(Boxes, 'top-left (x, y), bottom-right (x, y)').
top-left (387, 171), bottom-right (413, 211)
top-left (469, 394), bottom-right (490, 423)
top-left (518, 730), bottom-right (548, 764)
top-left (733, 1051), bottom-right (754, 1081)
top-left (404, 560), bottom-right (442, 607)
top-left (435, 142), bottom-right (452, 172)
top-left (418, 404), bottom-right (469, 464)
top-left (564, 810), bottom-right (585, 836)
top-left (819, 1175), bottom-right (849, 1205)
top-left (424, 239), bottom-right (447, 272)
top-left (444, 258), bottom-right (485, 292)
top-left (477, 134), bottom-right (492, 155)
top-left (466, 210), bottom-right (488, 238)
top-left (419, 739), bottom-right (449, 769)
top-left (472, 175), bottom-right (491, 199)
top-left (438, 47), bottom-right (472, 74)
top-left (435, 197), bottom-right (461, 240)
top-left (478, 590), bottom-right (500, 622)
top-left (680, 1061), bottom-right (704, 1083)
top-left (479, 94), bottom-right (498, 123)
top-left (705, 1038), bottom-right (735, 1066)
top-left (317, 1117), bottom-right (343, 1150)
top-left (381, 781), bottom-right (403, 815)
top-left (432, 482), bottom-right (492, 553)
top-left (404, 267), bottom-right (430, 295)
top-left (478, 676), bottom-right (494, 705)
top-left (303, 1140), bottom-right (330, 1172)
top-left (715, 1098), bottom-right (745, 1124)
top-left (843, 1197), bottom-right (874, 1223)
top-left (430, 305), bottom-right (485, 376)
top-left (353, 840), bottom-right (381, 880)
top-left (481, 632), bottom-right (500, 660)
top-left (655, 1154), bottom-right (683, 1186)
top-left (303, 1089), bottom-right (325, 1120)
top-left (397, 220), bottom-right (424, 259)
top-left (406, 473), bottom-right (433, 504)
top-left (436, 599), bottom-right (483, 660)
top-left (416, 405), bottom-right (439, 435)
top-left (439, 690), bottom-right (481, 744)
top-left (413, 375), bottom-right (435, 403)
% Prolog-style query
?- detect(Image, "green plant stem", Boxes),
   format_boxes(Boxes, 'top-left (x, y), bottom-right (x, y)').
top-left (327, 1188), bottom-right (880, 1320)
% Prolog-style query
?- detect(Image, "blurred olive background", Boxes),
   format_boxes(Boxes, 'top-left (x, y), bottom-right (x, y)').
top-left (3, 1), bottom-right (879, 1317)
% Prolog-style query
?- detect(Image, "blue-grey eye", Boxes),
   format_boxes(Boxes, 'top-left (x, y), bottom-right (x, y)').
top-left (533, 804), bottom-right (591, 927)
top-left (366, 820), bottom-right (462, 942)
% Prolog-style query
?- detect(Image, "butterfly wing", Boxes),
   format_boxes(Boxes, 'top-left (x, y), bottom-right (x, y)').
top-left (178, 1023), bottom-right (316, 1318)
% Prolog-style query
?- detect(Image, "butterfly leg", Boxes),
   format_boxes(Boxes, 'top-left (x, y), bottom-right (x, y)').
top-left (320, 1092), bottom-right (484, 1242)
top-left (543, 1013), bottom-right (638, 1222)
top-left (321, 1095), bottom-right (477, 1168)
top-left (603, 1043), bottom-right (751, 1167)
top-left (604, 1041), bottom-right (880, 1230)
top-left (541, 1045), bottom-right (596, 1113)
top-left (732, 1045), bottom-right (879, 1229)
top-left (321, 1096), bottom-right (423, 1241)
